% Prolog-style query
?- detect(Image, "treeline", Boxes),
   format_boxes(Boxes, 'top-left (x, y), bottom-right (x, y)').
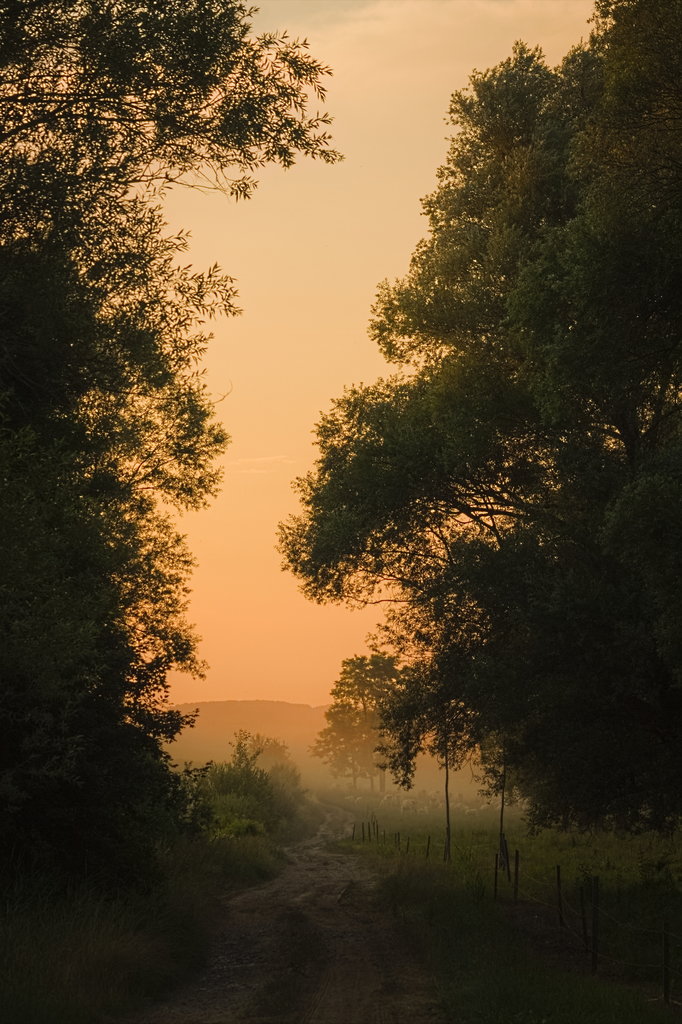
top-left (0, 0), bottom-right (338, 887)
top-left (280, 0), bottom-right (682, 832)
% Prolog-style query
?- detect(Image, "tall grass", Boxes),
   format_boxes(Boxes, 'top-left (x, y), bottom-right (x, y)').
top-left (378, 857), bottom-right (676, 1023)
top-left (0, 736), bottom-right (321, 1024)
top-left (338, 794), bottom-right (682, 1022)
top-left (0, 833), bottom-right (284, 1024)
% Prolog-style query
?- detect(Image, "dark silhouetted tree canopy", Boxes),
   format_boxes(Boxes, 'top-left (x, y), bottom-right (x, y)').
top-left (280, 2), bottom-right (682, 832)
top-left (0, 0), bottom-right (338, 883)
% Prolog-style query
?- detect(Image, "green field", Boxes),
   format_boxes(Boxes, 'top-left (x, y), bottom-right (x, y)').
top-left (333, 791), bottom-right (682, 1021)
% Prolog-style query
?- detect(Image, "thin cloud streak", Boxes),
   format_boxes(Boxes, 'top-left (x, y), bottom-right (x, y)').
top-left (227, 455), bottom-right (296, 475)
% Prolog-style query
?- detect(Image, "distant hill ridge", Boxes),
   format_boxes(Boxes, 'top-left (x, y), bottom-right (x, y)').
top-left (170, 700), bottom-right (328, 777)
top-left (169, 699), bottom-right (470, 795)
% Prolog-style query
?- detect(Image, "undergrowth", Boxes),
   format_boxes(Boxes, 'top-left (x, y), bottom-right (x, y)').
top-left (0, 833), bottom-right (283, 1024)
top-left (0, 731), bottom-right (320, 1024)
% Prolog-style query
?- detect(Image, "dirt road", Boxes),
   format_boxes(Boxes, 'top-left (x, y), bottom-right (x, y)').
top-left (122, 807), bottom-right (446, 1024)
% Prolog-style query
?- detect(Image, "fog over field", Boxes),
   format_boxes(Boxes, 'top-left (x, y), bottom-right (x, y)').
top-left (171, 699), bottom-right (482, 801)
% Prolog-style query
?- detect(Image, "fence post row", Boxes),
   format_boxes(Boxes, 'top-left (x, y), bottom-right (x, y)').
top-left (349, 819), bottom-right (677, 1009)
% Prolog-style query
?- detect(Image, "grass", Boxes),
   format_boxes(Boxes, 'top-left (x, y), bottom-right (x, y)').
top-left (0, 744), bottom-right (324, 1023)
top-left (335, 794), bottom-right (682, 1021)
top-left (379, 857), bottom-right (676, 1023)
top-left (0, 833), bottom-right (285, 1024)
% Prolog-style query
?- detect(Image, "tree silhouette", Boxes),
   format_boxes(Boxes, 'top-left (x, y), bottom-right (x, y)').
top-left (0, 0), bottom-right (339, 882)
top-left (312, 655), bottom-right (399, 792)
top-left (281, 3), bottom-right (682, 832)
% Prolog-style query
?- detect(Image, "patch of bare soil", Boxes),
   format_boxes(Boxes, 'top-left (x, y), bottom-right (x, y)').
top-left (119, 807), bottom-right (445, 1024)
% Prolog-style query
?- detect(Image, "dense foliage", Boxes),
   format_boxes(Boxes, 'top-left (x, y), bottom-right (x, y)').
top-left (280, 0), bottom-right (682, 831)
top-left (0, 0), bottom-right (338, 883)
top-left (200, 730), bottom-right (310, 838)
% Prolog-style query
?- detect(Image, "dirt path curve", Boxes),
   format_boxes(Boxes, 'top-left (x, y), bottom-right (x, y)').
top-left (121, 805), bottom-right (446, 1024)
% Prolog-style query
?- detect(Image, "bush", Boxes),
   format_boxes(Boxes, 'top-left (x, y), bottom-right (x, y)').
top-left (198, 731), bottom-right (315, 840)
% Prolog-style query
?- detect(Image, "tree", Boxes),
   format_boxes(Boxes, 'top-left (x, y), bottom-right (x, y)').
top-left (201, 731), bottom-right (306, 836)
top-left (377, 658), bottom-right (473, 861)
top-left (281, 6), bottom-right (682, 832)
top-left (312, 655), bottom-right (399, 791)
top-left (1, 0), bottom-right (340, 882)
top-left (0, 0), bottom-right (339, 198)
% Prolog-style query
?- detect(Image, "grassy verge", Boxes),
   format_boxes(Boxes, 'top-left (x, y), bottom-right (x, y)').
top-left (0, 833), bottom-right (285, 1024)
top-left (376, 856), bottom-right (677, 1023)
top-left (334, 795), bottom-right (682, 1022)
top-left (1, 734), bottom-right (324, 1023)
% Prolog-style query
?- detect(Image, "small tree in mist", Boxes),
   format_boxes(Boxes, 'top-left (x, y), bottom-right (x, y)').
top-left (378, 665), bottom-right (473, 861)
top-left (202, 731), bottom-right (307, 837)
top-left (312, 655), bottom-right (399, 791)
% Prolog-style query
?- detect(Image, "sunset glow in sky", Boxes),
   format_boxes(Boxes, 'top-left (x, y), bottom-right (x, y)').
top-left (166, 0), bottom-right (594, 708)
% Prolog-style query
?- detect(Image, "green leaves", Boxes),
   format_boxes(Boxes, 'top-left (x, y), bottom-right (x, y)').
top-left (0, 1), bottom-right (340, 193)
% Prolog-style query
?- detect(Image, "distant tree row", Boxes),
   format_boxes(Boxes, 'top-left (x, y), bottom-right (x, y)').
top-left (281, 0), bottom-right (682, 832)
top-left (0, 0), bottom-right (338, 884)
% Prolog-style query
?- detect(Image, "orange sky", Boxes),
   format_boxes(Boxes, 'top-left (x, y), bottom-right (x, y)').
top-left (166, 0), bottom-right (595, 708)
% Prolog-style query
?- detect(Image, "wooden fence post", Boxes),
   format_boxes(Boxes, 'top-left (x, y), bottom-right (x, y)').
top-left (351, 823), bottom-right (356, 841)
top-left (663, 917), bottom-right (671, 1006)
top-left (494, 852), bottom-right (499, 901)
top-left (426, 835), bottom-right (431, 860)
top-left (361, 822), bottom-right (365, 843)
top-left (591, 876), bottom-right (599, 975)
top-left (556, 865), bottom-right (564, 928)
top-left (514, 850), bottom-right (519, 902)
top-left (580, 884), bottom-right (589, 954)
top-left (405, 836), bottom-right (410, 855)
top-left (499, 833), bottom-right (511, 882)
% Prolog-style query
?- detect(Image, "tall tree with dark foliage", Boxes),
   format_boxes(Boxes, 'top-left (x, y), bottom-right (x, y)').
top-left (0, 0), bottom-right (339, 883)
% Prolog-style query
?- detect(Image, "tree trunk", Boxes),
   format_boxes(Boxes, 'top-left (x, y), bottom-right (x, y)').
top-left (444, 743), bottom-right (451, 863)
